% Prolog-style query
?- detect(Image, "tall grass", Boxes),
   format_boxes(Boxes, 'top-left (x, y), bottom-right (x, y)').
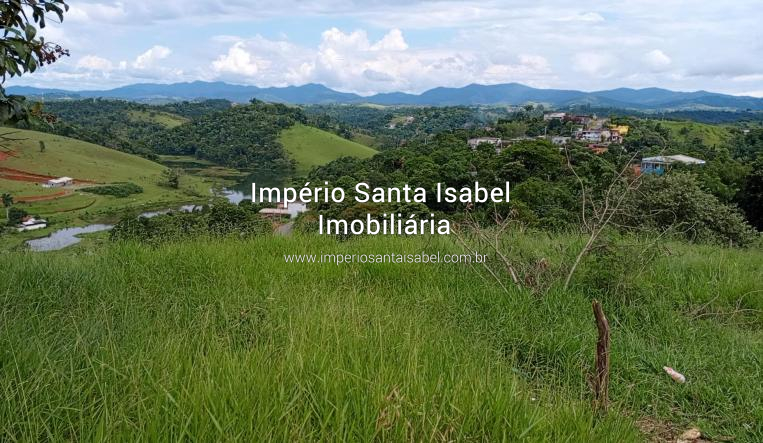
top-left (0, 233), bottom-right (761, 441)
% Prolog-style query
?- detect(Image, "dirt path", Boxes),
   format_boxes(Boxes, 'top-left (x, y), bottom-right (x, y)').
top-left (15, 190), bottom-right (71, 203)
top-left (0, 166), bottom-right (96, 184)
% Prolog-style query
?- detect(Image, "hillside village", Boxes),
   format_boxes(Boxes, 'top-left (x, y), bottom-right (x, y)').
top-left (468, 111), bottom-right (706, 174)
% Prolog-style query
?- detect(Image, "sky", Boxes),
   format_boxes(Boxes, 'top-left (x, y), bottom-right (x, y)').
top-left (8, 0), bottom-right (763, 96)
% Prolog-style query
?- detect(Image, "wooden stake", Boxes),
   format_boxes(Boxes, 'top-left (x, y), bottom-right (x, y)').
top-left (592, 299), bottom-right (610, 411)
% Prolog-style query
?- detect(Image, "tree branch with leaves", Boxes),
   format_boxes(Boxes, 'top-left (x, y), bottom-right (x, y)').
top-left (0, 0), bottom-right (69, 150)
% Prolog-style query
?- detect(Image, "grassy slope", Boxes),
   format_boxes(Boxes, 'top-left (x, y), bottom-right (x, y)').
top-left (1, 233), bottom-right (761, 441)
top-left (280, 123), bottom-right (378, 172)
top-left (0, 130), bottom-right (212, 245)
top-left (127, 109), bottom-right (189, 128)
top-left (660, 120), bottom-right (733, 145)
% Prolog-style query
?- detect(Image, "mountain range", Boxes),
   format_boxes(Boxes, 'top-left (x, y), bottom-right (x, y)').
top-left (7, 81), bottom-right (763, 110)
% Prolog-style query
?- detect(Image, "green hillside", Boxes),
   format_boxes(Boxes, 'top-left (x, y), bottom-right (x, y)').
top-left (127, 109), bottom-right (189, 128)
top-left (660, 120), bottom-right (733, 145)
top-left (3, 129), bottom-right (170, 182)
top-left (280, 123), bottom-right (378, 172)
top-left (0, 130), bottom-right (210, 239)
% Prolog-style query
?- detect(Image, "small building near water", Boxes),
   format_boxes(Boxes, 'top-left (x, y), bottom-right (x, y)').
top-left (17, 216), bottom-right (48, 232)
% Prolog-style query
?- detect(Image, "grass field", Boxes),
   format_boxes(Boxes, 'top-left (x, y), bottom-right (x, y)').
top-left (280, 123), bottom-right (378, 172)
top-left (1, 232), bottom-right (760, 441)
top-left (127, 110), bottom-right (189, 128)
top-left (660, 120), bottom-right (734, 146)
top-left (0, 130), bottom-right (213, 248)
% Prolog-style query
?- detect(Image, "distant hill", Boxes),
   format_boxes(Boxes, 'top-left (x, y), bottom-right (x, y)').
top-left (8, 81), bottom-right (763, 110)
top-left (279, 124), bottom-right (378, 173)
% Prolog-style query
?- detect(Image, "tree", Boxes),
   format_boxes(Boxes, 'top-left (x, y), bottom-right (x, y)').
top-left (7, 206), bottom-right (27, 225)
top-left (1, 192), bottom-right (12, 219)
top-left (161, 168), bottom-right (180, 189)
top-left (738, 157), bottom-right (763, 231)
top-left (1, 0), bottom-right (69, 146)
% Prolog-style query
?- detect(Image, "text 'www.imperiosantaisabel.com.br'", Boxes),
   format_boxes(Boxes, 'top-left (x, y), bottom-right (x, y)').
top-left (283, 252), bottom-right (488, 265)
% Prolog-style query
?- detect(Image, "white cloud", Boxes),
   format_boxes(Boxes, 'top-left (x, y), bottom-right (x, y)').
top-left (572, 52), bottom-right (617, 77)
top-left (643, 49), bottom-right (671, 71)
top-left (737, 90), bottom-right (763, 98)
top-left (212, 42), bottom-right (262, 76)
top-left (732, 74), bottom-right (763, 82)
top-left (203, 28), bottom-right (556, 94)
top-left (132, 46), bottom-right (172, 69)
top-left (556, 12), bottom-right (605, 22)
top-left (5, 0), bottom-right (763, 95)
top-left (370, 29), bottom-right (408, 51)
top-left (76, 55), bottom-right (114, 71)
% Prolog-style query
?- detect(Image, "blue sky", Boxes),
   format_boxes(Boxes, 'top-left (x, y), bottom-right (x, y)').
top-left (9, 0), bottom-right (763, 96)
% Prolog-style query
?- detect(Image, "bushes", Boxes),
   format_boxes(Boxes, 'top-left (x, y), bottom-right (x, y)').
top-left (110, 201), bottom-right (272, 244)
top-left (82, 182), bottom-right (143, 198)
top-left (6, 207), bottom-right (28, 225)
top-left (627, 173), bottom-right (757, 246)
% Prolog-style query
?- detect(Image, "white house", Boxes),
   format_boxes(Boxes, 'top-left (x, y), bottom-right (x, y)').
top-left (641, 155), bottom-right (706, 175)
top-left (44, 176), bottom-right (73, 188)
top-left (576, 130), bottom-right (610, 142)
top-left (17, 216), bottom-right (47, 232)
top-left (468, 137), bottom-right (504, 153)
top-left (543, 112), bottom-right (567, 121)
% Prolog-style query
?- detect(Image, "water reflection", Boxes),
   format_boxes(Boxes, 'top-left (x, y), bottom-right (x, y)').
top-left (25, 224), bottom-right (114, 252)
top-left (219, 169), bottom-right (289, 204)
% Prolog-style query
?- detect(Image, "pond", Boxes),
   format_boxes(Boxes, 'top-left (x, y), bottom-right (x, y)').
top-left (25, 170), bottom-right (292, 252)
top-left (217, 169), bottom-right (289, 204)
top-left (25, 224), bottom-right (114, 252)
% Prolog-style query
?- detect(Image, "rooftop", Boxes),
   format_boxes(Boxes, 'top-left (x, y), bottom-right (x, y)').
top-left (642, 155), bottom-right (706, 165)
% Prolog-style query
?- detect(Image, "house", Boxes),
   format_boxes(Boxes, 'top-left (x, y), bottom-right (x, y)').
top-left (550, 136), bottom-right (571, 146)
top-left (564, 114), bottom-right (593, 126)
top-left (610, 129), bottom-right (623, 144)
top-left (640, 155), bottom-right (706, 175)
top-left (609, 124), bottom-right (629, 136)
top-left (468, 137), bottom-right (504, 153)
top-left (576, 130), bottom-right (604, 142)
top-left (543, 112), bottom-right (567, 121)
top-left (44, 176), bottom-right (73, 188)
top-left (259, 201), bottom-right (308, 219)
top-left (17, 216), bottom-right (47, 232)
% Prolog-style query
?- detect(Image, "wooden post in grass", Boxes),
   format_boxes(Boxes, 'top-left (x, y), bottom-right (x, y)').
top-left (592, 299), bottom-right (610, 411)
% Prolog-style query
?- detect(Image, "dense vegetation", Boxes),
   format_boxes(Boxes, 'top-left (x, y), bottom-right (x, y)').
top-left (22, 99), bottom-right (180, 158)
top-left (297, 105), bottom-right (763, 238)
top-left (304, 104), bottom-right (513, 148)
top-left (146, 100), bottom-right (305, 169)
top-left (110, 200), bottom-right (272, 244)
top-left (304, 132), bottom-right (758, 245)
top-left (81, 182), bottom-right (143, 198)
top-left (154, 99), bottom-right (233, 119)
